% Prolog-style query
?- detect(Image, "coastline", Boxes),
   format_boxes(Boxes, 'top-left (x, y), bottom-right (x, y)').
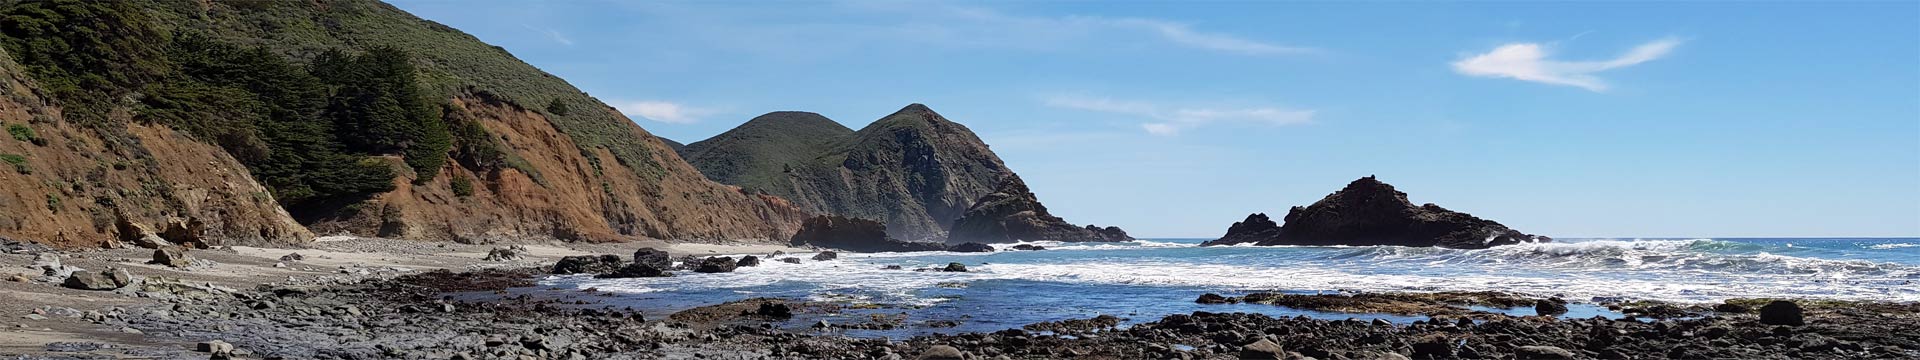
top-left (2, 237), bottom-right (1916, 359)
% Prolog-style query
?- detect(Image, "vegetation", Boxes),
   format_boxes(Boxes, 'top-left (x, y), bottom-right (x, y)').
top-left (0, 0), bottom-right (169, 126)
top-left (6, 123), bottom-right (41, 145)
top-left (449, 174), bottom-right (475, 197)
top-left (1, 153), bottom-right (25, 174)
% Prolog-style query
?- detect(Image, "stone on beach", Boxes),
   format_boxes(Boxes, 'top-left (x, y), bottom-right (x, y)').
top-left (917, 345), bottom-right (965, 360)
top-left (737, 255), bottom-right (761, 267)
top-left (1239, 338), bottom-right (1286, 359)
top-left (62, 271), bottom-right (121, 290)
top-left (1759, 300), bottom-right (1804, 326)
top-left (694, 257), bottom-right (739, 273)
top-left (552, 255), bottom-right (622, 275)
top-left (946, 242), bottom-right (995, 253)
top-left (151, 247), bottom-right (193, 268)
top-left (1534, 298), bottom-right (1568, 316)
top-left (811, 251), bottom-right (838, 261)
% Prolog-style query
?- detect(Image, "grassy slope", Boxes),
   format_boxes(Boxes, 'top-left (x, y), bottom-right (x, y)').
top-left (681, 111), bottom-right (854, 196)
top-left (136, 0), bottom-right (667, 180)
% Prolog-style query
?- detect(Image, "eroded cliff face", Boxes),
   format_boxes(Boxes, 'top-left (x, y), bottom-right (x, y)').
top-left (1203, 176), bottom-right (1548, 249)
top-left (682, 104), bottom-right (1011, 241)
top-left (946, 175), bottom-right (1133, 244)
top-left (304, 94), bottom-right (807, 243)
top-left (0, 54), bottom-right (310, 249)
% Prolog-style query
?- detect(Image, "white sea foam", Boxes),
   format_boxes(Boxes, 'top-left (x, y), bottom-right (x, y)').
top-left (550, 238), bottom-right (1920, 305)
top-left (1869, 243), bottom-right (1918, 250)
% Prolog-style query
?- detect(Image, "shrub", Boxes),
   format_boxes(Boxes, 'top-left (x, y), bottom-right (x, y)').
top-left (1, 153), bottom-right (27, 174)
top-left (450, 174), bottom-right (475, 197)
top-left (6, 124), bottom-right (44, 146)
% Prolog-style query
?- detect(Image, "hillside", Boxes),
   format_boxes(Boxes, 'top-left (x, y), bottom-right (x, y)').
top-left (684, 104), bottom-right (1095, 242)
top-left (0, 0), bottom-right (807, 247)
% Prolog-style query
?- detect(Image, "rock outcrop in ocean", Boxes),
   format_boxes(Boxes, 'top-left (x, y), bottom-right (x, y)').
top-left (946, 175), bottom-right (1133, 244)
top-left (789, 216), bottom-right (945, 253)
top-left (1203, 176), bottom-right (1548, 249)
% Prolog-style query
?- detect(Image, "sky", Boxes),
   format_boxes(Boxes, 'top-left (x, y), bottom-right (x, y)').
top-left (389, 0), bottom-right (1920, 238)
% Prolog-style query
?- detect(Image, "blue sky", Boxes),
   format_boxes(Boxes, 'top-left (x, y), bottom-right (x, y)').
top-left (390, 0), bottom-right (1920, 238)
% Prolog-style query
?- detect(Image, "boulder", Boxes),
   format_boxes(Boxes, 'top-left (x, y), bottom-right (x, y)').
top-left (781, 258), bottom-right (803, 264)
top-left (1239, 339), bottom-right (1286, 359)
top-left (552, 255), bottom-right (623, 275)
top-left (1009, 244), bottom-right (1046, 251)
top-left (1714, 302), bottom-right (1750, 313)
top-left (939, 262), bottom-right (968, 272)
top-left (737, 255), bottom-right (761, 267)
top-left (811, 251), bottom-right (839, 261)
top-left (62, 271), bottom-right (121, 291)
top-left (694, 257), bottom-right (739, 273)
top-left (947, 175), bottom-right (1134, 244)
top-left (947, 242), bottom-right (996, 253)
top-left (482, 246), bottom-right (524, 262)
top-left (597, 262), bottom-right (672, 278)
top-left (750, 302), bottom-right (793, 318)
top-left (105, 268), bottom-right (133, 288)
top-left (1410, 334), bottom-right (1454, 359)
top-left (1535, 298), bottom-right (1569, 316)
top-left (917, 345), bottom-right (965, 360)
top-left (633, 248), bottom-right (672, 270)
top-left (117, 217), bottom-right (172, 249)
top-left (1515, 346), bottom-right (1575, 359)
top-left (1196, 293), bottom-right (1232, 304)
top-left (790, 215), bottom-right (945, 252)
top-left (150, 247), bottom-right (193, 268)
top-left (197, 340), bottom-right (234, 353)
top-left (279, 253), bottom-right (304, 262)
top-left (1202, 176), bottom-right (1549, 249)
top-left (33, 253), bottom-right (78, 279)
top-left (1759, 300), bottom-right (1804, 326)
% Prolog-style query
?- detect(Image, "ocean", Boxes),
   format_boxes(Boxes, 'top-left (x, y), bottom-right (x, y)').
top-left (535, 238), bottom-right (1920, 337)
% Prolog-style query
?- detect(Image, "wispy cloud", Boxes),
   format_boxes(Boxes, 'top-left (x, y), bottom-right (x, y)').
top-left (1100, 18), bottom-right (1317, 55)
top-left (523, 24), bottom-right (574, 46)
top-left (1452, 37), bottom-right (1681, 92)
top-left (614, 100), bottom-right (714, 124)
top-left (1043, 95), bottom-right (1315, 136)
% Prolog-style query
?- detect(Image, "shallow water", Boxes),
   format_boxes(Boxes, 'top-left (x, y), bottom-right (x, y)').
top-left (534, 238), bottom-right (1919, 337)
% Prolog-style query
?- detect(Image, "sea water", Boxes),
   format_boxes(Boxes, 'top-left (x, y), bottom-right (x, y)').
top-left (534, 238), bottom-right (1920, 337)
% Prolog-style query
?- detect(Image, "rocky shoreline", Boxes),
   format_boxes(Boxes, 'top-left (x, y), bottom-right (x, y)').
top-left (9, 258), bottom-right (1917, 360)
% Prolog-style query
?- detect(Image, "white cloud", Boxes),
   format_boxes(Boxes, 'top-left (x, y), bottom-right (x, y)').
top-left (1102, 18), bottom-right (1317, 55)
top-left (1452, 37), bottom-right (1681, 92)
top-left (614, 100), bottom-right (713, 124)
top-left (523, 24), bottom-right (574, 46)
top-left (1044, 95), bottom-right (1315, 136)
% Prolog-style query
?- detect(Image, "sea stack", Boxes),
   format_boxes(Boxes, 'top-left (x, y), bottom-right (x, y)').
top-left (1202, 176), bottom-right (1548, 249)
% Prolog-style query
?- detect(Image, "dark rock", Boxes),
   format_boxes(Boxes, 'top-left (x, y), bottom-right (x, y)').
top-left (632, 248), bottom-right (672, 270)
top-left (482, 246), bottom-right (523, 261)
top-left (1239, 339), bottom-right (1286, 359)
top-left (694, 257), bottom-right (739, 273)
top-left (947, 175), bottom-right (1133, 244)
top-left (1714, 302), bottom-right (1750, 313)
top-left (1203, 176), bottom-right (1549, 248)
top-left (738, 255), bottom-right (761, 267)
top-left (812, 251), bottom-right (839, 261)
top-left (552, 255), bottom-right (622, 275)
top-left (1759, 301), bottom-right (1804, 326)
top-left (946, 242), bottom-right (995, 253)
top-left (150, 247), bottom-right (192, 268)
top-left (1009, 244), bottom-right (1046, 251)
top-left (279, 253), bottom-right (304, 261)
top-left (781, 258), bottom-right (803, 264)
top-left (791, 216), bottom-right (946, 252)
top-left (750, 302), bottom-right (793, 318)
top-left (598, 262), bottom-right (672, 278)
top-left (1535, 299), bottom-right (1569, 316)
top-left (1196, 293), bottom-right (1232, 304)
top-left (1515, 345), bottom-right (1575, 359)
top-left (1411, 334), bottom-right (1454, 359)
top-left (62, 271), bottom-right (121, 290)
top-left (883, 265), bottom-right (904, 270)
top-left (940, 263), bottom-right (968, 272)
top-left (105, 267), bottom-right (132, 287)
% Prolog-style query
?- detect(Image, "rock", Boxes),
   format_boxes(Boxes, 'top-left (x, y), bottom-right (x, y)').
top-left (8, 274), bottom-right (27, 283)
top-left (751, 302), bottom-right (793, 318)
top-left (738, 255), bottom-right (761, 267)
top-left (632, 248), bottom-right (672, 269)
top-left (597, 261), bottom-right (672, 278)
top-left (781, 258), bottom-right (803, 264)
top-left (150, 247), bottom-right (193, 268)
top-left (1535, 299), bottom-right (1569, 316)
top-left (1009, 244), bottom-right (1046, 251)
top-left (939, 262), bottom-right (968, 272)
top-left (33, 253), bottom-right (79, 279)
top-left (791, 216), bottom-right (946, 252)
top-left (918, 345), bottom-right (965, 360)
top-left (946, 242), bottom-right (996, 253)
top-left (279, 253), bottom-right (304, 261)
top-left (118, 218), bottom-right (172, 249)
top-left (553, 255), bottom-right (624, 275)
top-left (1714, 302), bottom-right (1750, 313)
top-left (883, 265), bottom-right (904, 270)
top-left (1759, 300), bottom-right (1804, 326)
top-left (105, 268), bottom-right (132, 287)
top-left (1239, 339), bottom-right (1286, 359)
top-left (197, 340), bottom-right (234, 353)
top-left (482, 247), bottom-right (523, 261)
top-left (62, 271), bottom-right (121, 290)
top-left (1196, 293), bottom-right (1231, 304)
top-left (1515, 345), bottom-right (1575, 359)
top-left (947, 175), bottom-right (1134, 244)
top-left (1201, 176), bottom-right (1549, 249)
top-left (694, 257), bottom-right (739, 273)
top-left (812, 251), bottom-right (839, 261)
top-left (1410, 334), bottom-right (1454, 359)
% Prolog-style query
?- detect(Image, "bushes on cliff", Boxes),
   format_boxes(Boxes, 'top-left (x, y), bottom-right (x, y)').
top-left (311, 47), bottom-right (452, 181)
top-left (0, 0), bottom-right (169, 126)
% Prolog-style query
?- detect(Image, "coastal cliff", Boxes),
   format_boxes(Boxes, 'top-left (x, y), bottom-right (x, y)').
top-left (1204, 176), bottom-right (1548, 249)
top-left (0, 0), bottom-right (806, 247)
top-left (947, 175), bottom-right (1133, 244)
top-left (680, 104), bottom-right (1012, 241)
